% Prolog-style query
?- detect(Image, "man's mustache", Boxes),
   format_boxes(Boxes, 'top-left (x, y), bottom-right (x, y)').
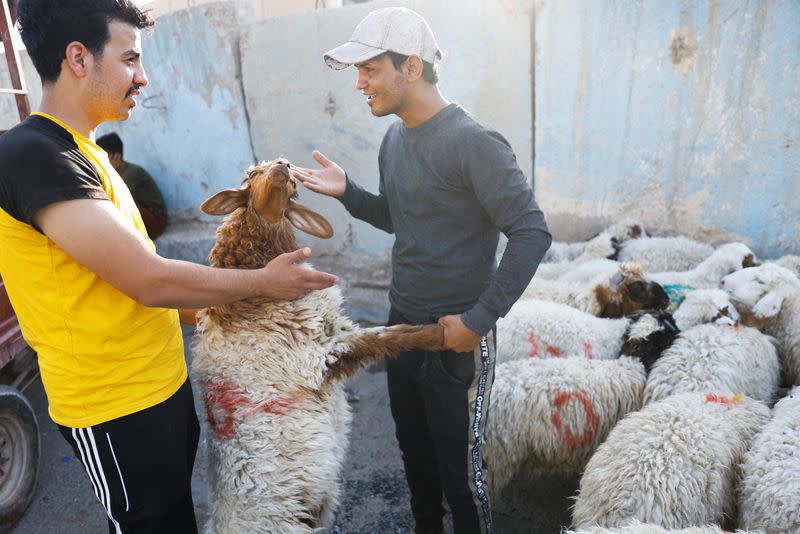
top-left (125, 85), bottom-right (142, 98)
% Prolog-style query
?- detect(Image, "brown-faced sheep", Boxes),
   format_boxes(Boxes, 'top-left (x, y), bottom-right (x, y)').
top-left (192, 159), bottom-right (444, 533)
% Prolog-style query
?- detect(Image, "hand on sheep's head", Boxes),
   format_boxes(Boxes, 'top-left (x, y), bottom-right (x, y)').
top-left (201, 159), bottom-right (334, 239)
top-left (290, 151), bottom-right (347, 198)
top-left (438, 314), bottom-right (482, 353)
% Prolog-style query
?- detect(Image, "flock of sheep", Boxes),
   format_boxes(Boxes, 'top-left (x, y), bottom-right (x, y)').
top-left (493, 220), bottom-right (800, 533)
top-left (185, 159), bottom-right (800, 533)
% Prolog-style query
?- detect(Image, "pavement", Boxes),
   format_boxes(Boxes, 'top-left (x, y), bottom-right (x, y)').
top-left (10, 325), bottom-right (579, 534)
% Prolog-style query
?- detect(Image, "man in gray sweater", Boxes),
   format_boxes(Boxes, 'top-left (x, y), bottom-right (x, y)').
top-left (292, 7), bottom-right (551, 534)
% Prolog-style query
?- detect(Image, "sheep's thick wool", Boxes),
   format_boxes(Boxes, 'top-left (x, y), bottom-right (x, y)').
top-left (572, 392), bottom-right (770, 530)
top-left (566, 521), bottom-right (761, 533)
top-left (644, 323), bottom-right (780, 405)
top-left (193, 283), bottom-right (357, 533)
top-left (496, 299), bottom-right (630, 364)
top-left (738, 387), bottom-right (800, 533)
top-left (485, 356), bottom-right (646, 495)
top-left (722, 264), bottom-right (800, 385)
top-left (618, 236), bottom-right (715, 272)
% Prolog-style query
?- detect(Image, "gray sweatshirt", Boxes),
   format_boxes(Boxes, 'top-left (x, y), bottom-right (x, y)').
top-left (339, 103), bottom-right (551, 335)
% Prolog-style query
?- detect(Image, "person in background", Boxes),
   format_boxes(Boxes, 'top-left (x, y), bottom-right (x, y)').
top-left (97, 132), bottom-right (167, 238)
top-left (292, 7), bottom-right (551, 534)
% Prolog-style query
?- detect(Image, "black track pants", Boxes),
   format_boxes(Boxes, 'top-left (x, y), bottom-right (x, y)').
top-left (387, 308), bottom-right (495, 534)
top-left (58, 378), bottom-right (200, 534)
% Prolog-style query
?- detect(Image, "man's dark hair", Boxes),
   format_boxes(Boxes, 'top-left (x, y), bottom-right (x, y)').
top-left (17, 0), bottom-right (154, 84)
top-left (386, 51), bottom-right (439, 84)
top-left (96, 132), bottom-right (123, 155)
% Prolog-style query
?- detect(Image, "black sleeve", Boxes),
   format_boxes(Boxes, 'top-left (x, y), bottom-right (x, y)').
top-left (0, 129), bottom-right (109, 231)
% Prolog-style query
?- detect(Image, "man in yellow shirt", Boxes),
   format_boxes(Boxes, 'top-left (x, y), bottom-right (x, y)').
top-left (1, 1), bottom-right (337, 532)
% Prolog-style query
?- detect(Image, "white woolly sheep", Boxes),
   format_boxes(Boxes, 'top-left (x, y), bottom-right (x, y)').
top-left (643, 322), bottom-right (781, 405)
top-left (534, 233), bottom-right (619, 280)
top-left (496, 299), bottom-right (631, 365)
top-left (648, 242), bottom-right (757, 291)
top-left (773, 254), bottom-right (800, 279)
top-left (498, 288), bottom-right (747, 369)
top-left (572, 392), bottom-right (770, 530)
top-left (485, 356), bottom-right (646, 496)
top-left (522, 263), bottom-right (669, 318)
top-left (671, 289), bottom-right (740, 331)
top-left (565, 521), bottom-right (760, 534)
top-left (721, 263), bottom-right (800, 385)
top-left (541, 219), bottom-right (645, 264)
top-left (738, 386), bottom-right (800, 533)
top-left (617, 236), bottom-right (715, 272)
top-left (192, 160), bottom-right (443, 533)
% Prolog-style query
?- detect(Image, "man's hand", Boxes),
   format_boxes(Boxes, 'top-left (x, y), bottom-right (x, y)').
top-left (291, 151), bottom-right (347, 198)
top-left (438, 314), bottom-right (482, 353)
top-left (257, 247), bottom-right (338, 300)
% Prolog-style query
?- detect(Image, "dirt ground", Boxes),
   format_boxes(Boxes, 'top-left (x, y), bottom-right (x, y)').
top-left (12, 323), bottom-right (580, 534)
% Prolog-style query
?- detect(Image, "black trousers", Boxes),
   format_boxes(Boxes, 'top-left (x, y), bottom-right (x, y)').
top-left (58, 378), bottom-right (200, 534)
top-left (387, 308), bottom-right (495, 534)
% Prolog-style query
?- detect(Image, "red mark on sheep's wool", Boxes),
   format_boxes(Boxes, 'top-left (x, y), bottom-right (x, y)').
top-left (704, 392), bottom-right (744, 407)
top-left (550, 391), bottom-right (601, 451)
top-left (583, 342), bottom-right (594, 359)
top-left (204, 380), bottom-right (302, 439)
top-left (528, 333), bottom-right (540, 357)
top-left (546, 345), bottom-right (562, 357)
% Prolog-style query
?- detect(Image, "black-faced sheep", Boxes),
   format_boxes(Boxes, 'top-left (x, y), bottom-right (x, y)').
top-left (192, 160), bottom-right (444, 532)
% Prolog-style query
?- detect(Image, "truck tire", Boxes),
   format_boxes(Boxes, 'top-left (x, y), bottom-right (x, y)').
top-left (0, 385), bottom-right (40, 531)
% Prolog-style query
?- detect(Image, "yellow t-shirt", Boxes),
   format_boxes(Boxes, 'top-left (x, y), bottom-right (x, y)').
top-left (0, 113), bottom-right (186, 427)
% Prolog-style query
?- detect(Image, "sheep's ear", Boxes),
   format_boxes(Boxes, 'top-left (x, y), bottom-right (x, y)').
top-left (200, 186), bottom-right (249, 215)
top-left (753, 291), bottom-right (783, 319)
top-left (285, 201), bottom-right (334, 239)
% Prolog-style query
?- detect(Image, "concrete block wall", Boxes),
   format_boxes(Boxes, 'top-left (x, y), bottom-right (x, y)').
top-left (534, 0), bottom-right (800, 257)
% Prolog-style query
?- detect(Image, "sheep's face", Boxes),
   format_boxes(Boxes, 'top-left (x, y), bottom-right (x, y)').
top-left (620, 310), bottom-right (679, 373)
top-left (672, 289), bottom-right (740, 331)
top-left (720, 264), bottom-right (795, 321)
top-left (200, 159), bottom-right (333, 238)
top-left (714, 242), bottom-right (759, 270)
top-left (597, 263), bottom-right (670, 318)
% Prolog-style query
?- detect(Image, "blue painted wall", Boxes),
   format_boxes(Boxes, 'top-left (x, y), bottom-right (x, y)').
top-left (535, 0), bottom-right (799, 257)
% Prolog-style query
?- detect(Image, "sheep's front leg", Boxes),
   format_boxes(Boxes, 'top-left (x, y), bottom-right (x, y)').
top-left (323, 324), bottom-right (445, 384)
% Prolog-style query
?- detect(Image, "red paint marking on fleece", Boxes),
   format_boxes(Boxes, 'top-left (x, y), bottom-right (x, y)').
top-left (528, 333), bottom-right (540, 357)
top-left (583, 341), bottom-right (594, 359)
top-left (704, 392), bottom-right (742, 407)
top-left (546, 345), bottom-right (562, 357)
top-left (203, 380), bottom-right (302, 439)
top-left (550, 390), bottom-right (601, 451)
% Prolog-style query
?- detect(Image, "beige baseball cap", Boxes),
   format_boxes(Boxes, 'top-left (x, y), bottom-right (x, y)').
top-left (324, 7), bottom-right (442, 70)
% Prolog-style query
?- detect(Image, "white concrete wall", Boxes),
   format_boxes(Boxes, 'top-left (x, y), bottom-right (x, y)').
top-left (140, 0), bottom-right (342, 19)
top-left (240, 0), bottom-right (534, 255)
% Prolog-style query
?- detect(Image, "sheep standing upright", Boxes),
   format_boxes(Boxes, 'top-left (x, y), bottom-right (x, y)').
top-left (738, 386), bottom-right (800, 533)
top-left (572, 392), bottom-right (770, 530)
top-left (192, 160), bottom-right (444, 533)
top-left (721, 264), bottom-right (800, 385)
